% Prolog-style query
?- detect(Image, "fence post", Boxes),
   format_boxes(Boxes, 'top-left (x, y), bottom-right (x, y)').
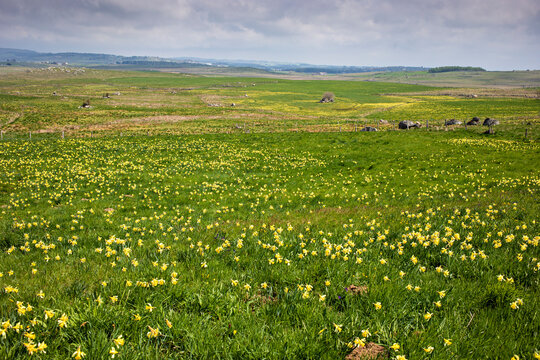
top-left (426, 119), bottom-right (429, 130)
top-left (29, 131), bottom-right (31, 140)
top-left (525, 128), bottom-right (528, 139)
top-left (1, 131), bottom-right (3, 140)
top-left (62, 130), bottom-right (65, 139)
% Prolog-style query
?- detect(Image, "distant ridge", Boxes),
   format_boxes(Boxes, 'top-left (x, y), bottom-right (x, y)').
top-left (0, 47), bottom-right (427, 73)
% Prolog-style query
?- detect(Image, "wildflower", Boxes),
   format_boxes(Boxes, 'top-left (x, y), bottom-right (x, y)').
top-left (110, 296), bottom-right (118, 303)
top-left (37, 342), bottom-right (47, 353)
top-left (325, 280), bottom-right (331, 286)
top-left (243, 284), bottom-right (251, 291)
top-left (72, 346), bottom-right (86, 359)
top-left (424, 312), bottom-right (433, 320)
top-left (374, 302), bottom-right (382, 310)
top-left (396, 356), bottom-right (407, 360)
top-left (147, 326), bottom-right (159, 338)
top-left (354, 337), bottom-right (366, 347)
top-left (231, 279), bottom-right (239, 286)
top-left (24, 342), bottom-right (38, 355)
top-left (109, 347), bottom-right (119, 358)
top-left (361, 329), bottom-right (371, 337)
top-left (113, 335), bottom-right (124, 347)
top-left (133, 314), bottom-right (141, 321)
top-left (390, 343), bottom-right (400, 351)
top-left (437, 290), bottom-right (446, 298)
top-left (443, 338), bottom-right (452, 346)
top-left (58, 313), bottom-right (69, 328)
top-left (333, 323), bottom-right (342, 333)
top-left (319, 294), bottom-right (326, 302)
top-left (145, 303), bottom-right (155, 312)
top-left (95, 296), bottom-right (103, 306)
top-left (424, 346), bottom-right (434, 353)
top-left (36, 290), bottom-right (45, 299)
top-left (510, 301), bottom-right (519, 310)
top-left (166, 319), bottom-right (173, 328)
top-left (261, 282), bottom-right (268, 289)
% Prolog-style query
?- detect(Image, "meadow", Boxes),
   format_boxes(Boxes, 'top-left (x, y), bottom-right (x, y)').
top-left (0, 67), bottom-right (538, 136)
top-left (0, 67), bottom-right (539, 359)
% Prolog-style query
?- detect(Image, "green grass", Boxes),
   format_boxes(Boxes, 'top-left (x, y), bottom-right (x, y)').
top-left (0, 66), bottom-right (538, 359)
top-left (1, 67), bottom-right (537, 134)
top-left (0, 130), bottom-right (539, 359)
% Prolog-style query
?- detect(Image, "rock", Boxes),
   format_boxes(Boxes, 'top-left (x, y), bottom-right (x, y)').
top-left (483, 118), bottom-right (499, 126)
top-left (399, 120), bottom-right (421, 129)
top-left (379, 119), bottom-right (389, 125)
top-left (445, 119), bottom-right (462, 126)
top-left (467, 117), bottom-right (480, 126)
top-left (360, 126), bottom-right (378, 132)
top-left (230, 103), bottom-right (236, 107)
top-left (318, 98), bottom-right (334, 103)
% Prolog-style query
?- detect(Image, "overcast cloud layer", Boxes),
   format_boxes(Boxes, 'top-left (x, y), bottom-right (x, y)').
top-left (1, 0), bottom-right (539, 69)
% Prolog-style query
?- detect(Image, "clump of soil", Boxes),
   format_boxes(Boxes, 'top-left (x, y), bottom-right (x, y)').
top-left (345, 342), bottom-right (388, 360)
top-left (347, 285), bottom-right (368, 295)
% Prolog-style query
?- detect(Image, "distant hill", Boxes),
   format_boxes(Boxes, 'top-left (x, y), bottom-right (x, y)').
top-left (0, 48), bottom-right (429, 74)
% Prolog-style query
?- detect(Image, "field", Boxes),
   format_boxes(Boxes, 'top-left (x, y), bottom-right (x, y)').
top-left (0, 66), bottom-right (539, 359)
top-left (0, 67), bottom-right (538, 136)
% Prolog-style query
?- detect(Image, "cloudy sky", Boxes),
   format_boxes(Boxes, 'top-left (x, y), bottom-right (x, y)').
top-left (0, 0), bottom-right (538, 70)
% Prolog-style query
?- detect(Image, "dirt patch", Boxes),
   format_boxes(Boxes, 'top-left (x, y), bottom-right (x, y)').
top-left (347, 285), bottom-right (368, 295)
top-left (345, 343), bottom-right (388, 360)
top-left (253, 294), bottom-right (277, 305)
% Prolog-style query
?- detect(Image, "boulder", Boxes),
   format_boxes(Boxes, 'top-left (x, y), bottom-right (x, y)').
top-left (467, 117), bottom-right (480, 126)
top-left (379, 119), bottom-right (389, 125)
top-left (319, 98), bottom-right (334, 103)
top-left (360, 126), bottom-right (377, 132)
top-left (483, 118), bottom-right (499, 126)
top-left (445, 119), bottom-right (462, 126)
top-left (399, 120), bottom-right (421, 129)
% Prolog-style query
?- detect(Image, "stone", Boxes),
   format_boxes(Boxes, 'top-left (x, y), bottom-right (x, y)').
top-left (398, 120), bottom-right (421, 129)
top-left (483, 118), bottom-right (499, 126)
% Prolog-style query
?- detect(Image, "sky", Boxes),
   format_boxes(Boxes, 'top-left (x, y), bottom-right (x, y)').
top-left (0, 0), bottom-right (539, 70)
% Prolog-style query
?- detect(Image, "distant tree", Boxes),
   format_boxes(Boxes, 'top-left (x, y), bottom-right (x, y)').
top-left (428, 66), bottom-right (486, 73)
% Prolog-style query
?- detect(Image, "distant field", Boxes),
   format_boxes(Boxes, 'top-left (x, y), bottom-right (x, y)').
top-left (0, 66), bottom-right (538, 137)
top-left (347, 70), bottom-right (540, 88)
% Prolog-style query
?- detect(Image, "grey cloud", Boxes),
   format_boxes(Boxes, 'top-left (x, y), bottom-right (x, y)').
top-left (0, 0), bottom-right (538, 69)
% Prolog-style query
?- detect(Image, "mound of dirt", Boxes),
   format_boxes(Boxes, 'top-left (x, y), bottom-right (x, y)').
top-left (345, 342), bottom-right (388, 360)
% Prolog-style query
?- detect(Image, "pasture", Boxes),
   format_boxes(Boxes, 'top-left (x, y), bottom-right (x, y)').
top-left (0, 67), bottom-right (539, 359)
